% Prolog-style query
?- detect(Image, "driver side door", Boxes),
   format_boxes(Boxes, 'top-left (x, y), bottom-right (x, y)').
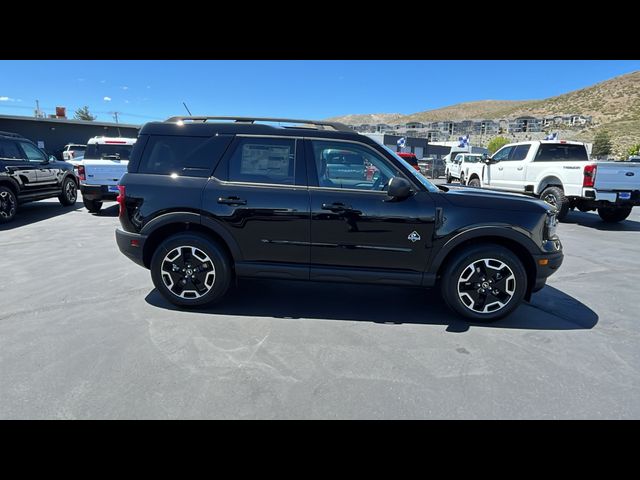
top-left (305, 139), bottom-right (436, 283)
top-left (17, 141), bottom-right (58, 189)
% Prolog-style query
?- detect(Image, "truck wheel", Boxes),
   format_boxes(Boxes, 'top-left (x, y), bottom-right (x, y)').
top-left (58, 177), bottom-right (78, 206)
top-left (460, 173), bottom-right (465, 185)
top-left (440, 244), bottom-right (527, 322)
top-left (150, 232), bottom-right (232, 307)
top-left (447, 173), bottom-right (453, 183)
top-left (540, 186), bottom-right (569, 221)
top-left (597, 206), bottom-right (632, 223)
top-left (83, 198), bottom-right (103, 213)
top-left (0, 186), bottom-right (18, 224)
top-left (468, 177), bottom-right (481, 187)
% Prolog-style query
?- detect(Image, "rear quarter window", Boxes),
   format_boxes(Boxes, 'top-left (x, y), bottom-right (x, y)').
top-left (137, 135), bottom-right (233, 177)
top-left (535, 144), bottom-right (588, 162)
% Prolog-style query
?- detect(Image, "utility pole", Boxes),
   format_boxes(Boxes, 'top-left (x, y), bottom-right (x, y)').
top-left (112, 111), bottom-right (121, 137)
top-left (35, 99), bottom-right (42, 118)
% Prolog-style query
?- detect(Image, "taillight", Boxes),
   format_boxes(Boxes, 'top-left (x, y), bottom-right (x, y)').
top-left (583, 164), bottom-right (597, 188)
top-left (77, 165), bottom-right (86, 181)
top-left (116, 185), bottom-right (126, 217)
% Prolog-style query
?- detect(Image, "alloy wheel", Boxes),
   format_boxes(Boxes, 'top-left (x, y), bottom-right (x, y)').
top-left (0, 190), bottom-right (17, 219)
top-left (66, 180), bottom-right (77, 202)
top-left (160, 246), bottom-right (216, 299)
top-left (457, 258), bottom-right (516, 314)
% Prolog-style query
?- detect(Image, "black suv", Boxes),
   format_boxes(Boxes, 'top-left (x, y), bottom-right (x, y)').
top-left (0, 131), bottom-right (78, 223)
top-left (115, 117), bottom-right (563, 321)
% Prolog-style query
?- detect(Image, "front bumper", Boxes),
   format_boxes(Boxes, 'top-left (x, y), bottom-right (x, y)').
top-left (115, 228), bottom-right (147, 268)
top-left (531, 250), bottom-right (564, 292)
top-left (80, 184), bottom-right (119, 202)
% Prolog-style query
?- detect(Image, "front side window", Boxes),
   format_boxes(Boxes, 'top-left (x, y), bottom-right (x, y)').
top-left (228, 137), bottom-right (296, 185)
top-left (492, 146), bottom-right (513, 161)
top-left (0, 139), bottom-right (23, 159)
top-left (19, 142), bottom-right (46, 162)
top-left (312, 141), bottom-right (402, 192)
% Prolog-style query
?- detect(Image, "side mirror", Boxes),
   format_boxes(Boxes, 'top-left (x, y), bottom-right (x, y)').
top-left (484, 155), bottom-right (496, 164)
top-left (48, 155), bottom-right (56, 163)
top-left (387, 177), bottom-right (412, 200)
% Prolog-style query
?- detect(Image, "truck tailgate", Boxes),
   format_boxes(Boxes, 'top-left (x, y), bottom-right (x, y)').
top-left (83, 160), bottom-right (129, 186)
top-left (595, 162), bottom-right (640, 191)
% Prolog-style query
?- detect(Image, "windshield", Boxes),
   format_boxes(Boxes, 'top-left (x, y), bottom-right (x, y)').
top-left (85, 143), bottom-right (133, 160)
top-left (466, 155), bottom-right (482, 163)
top-left (382, 145), bottom-right (439, 193)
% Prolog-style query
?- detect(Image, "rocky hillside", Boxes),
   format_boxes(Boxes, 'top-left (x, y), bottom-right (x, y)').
top-left (328, 71), bottom-right (640, 156)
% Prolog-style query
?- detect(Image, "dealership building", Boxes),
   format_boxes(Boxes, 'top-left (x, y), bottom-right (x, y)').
top-left (0, 114), bottom-right (140, 159)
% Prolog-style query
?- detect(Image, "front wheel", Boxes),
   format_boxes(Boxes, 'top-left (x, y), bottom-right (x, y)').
top-left (0, 186), bottom-right (18, 223)
top-left (597, 206), bottom-right (632, 223)
top-left (83, 198), bottom-right (102, 213)
top-left (468, 177), bottom-right (481, 187)
top-left (58, 177), bottom-right (78, 206)
top-left (150, 233), bottom-right (232, 307)
top-left (540, 186), bottom-right (569, 221)
top-left (440, 245), bottom-right (528, 322)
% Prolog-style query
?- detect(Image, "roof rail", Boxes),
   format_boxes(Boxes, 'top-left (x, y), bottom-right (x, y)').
top-left (0, 130), bottom-right (25, 139)
top-left (164, 116), bottom-right (353, 132)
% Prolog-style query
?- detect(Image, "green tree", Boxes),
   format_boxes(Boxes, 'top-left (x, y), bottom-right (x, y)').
top-left (592, 130), bottom-right (612, 159)
top-left (487, 136), bottom-right (510, 154)
top-left (627, 143), bottom-right (640, 157)
top-left (74, 106), bottom-right (96, 121)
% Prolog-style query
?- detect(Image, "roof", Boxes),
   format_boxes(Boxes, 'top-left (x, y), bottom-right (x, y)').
top-left (0, 113), bottom-right (140, 129)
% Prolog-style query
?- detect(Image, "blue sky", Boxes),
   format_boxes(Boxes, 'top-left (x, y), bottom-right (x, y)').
top-left (1, 60), bottom-right (639, 124)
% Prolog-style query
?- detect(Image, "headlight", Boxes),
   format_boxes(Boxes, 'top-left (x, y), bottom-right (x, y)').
top-left (544, 212), bottom-right (558, 239)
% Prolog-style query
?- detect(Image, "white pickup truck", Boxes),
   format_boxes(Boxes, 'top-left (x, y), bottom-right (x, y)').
top-left (464, 140), bottom-right (640, 222)
top-left (77, 136), bottom-right (136, 213)
top-left (446, 152), bottom-right (484, 183)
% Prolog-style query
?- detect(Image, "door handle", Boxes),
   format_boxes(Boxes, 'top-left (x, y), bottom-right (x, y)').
top-left (322, 202), bottom-right (349, 212)
top-left (498, 167), bottom-right (504, 171)
top-left (217, 196), bottom-right (247, 206)
top-left (517, 167), bottom-right (523, 171)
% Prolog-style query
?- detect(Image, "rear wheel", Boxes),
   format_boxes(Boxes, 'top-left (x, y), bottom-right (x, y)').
top-left (540, 186), bottom-right (569, 221)
top-left (597, 206), bottom-right (632, 223)
top-left (58, 177), bottom-right (77, 206)
top-left (440, 245), bottom-right (528, 322)
top-left (468, 177), bottom-right (481, 187)
top-left (150, 232), bottom-right (232, 307)
top-left (0, 186), bottom-right (18, 224)
top-left (83, 198), bottom-right (102, 213)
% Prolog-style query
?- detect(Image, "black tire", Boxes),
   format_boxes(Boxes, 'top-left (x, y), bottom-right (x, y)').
top-left (460, 173), bottom-right (465, 185)
top-left (468, 177), bottom-right (481, 187)
top-left (0, 186), bottom-right (18, 224)
top-left (597, 206), bottom-right (632, 223)
top-left (447, 173), bottom-right (453, 183)
top-left (150, 232), bottom-right (232, 307)
top-left (83, 198), bottom-right (103, 213)
top-left (440, 244), bottom-right (528, 322)
top-left (58, 177), bottom-right (78, 206)
top-left (540, 186), bottom-right (569, 221)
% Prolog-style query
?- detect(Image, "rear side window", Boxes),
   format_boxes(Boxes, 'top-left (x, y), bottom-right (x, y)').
top-left (227, 137), bottom-right (296, 185)
top-left (510, 144), bottom-right (531, 160)
top-left (138, 135), bottom-right (232, 177)
top-left (535, 144), bottom-right (588, 162)
top-left (0, 139), bottom-right (23, 159)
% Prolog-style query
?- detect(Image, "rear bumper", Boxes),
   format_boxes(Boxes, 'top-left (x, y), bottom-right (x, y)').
top-left (531, 251), bottom-right (564, 292)
top-left (115, 228), bottom-right (147, 268)
top-left (581, 188), bottom-right (640, 206)
top-left (80, 184), bottom-right (119, 202)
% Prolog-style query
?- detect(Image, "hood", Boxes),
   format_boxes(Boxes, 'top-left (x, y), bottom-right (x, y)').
top-left (440, 185), bottom-right (553, 214)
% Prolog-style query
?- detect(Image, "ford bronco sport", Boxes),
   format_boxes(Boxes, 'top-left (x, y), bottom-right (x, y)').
top-left (115, 116), bottom-right (563, 321)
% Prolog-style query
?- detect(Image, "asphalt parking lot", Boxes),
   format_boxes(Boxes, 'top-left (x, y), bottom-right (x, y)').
top-left (1, 190), bottom-right (639, 419)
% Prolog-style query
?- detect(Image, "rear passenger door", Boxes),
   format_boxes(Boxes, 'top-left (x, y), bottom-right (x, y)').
top-left (203, 136), bottom-right (310, 275)
top-left (499, 144), bottom-right (531, 191)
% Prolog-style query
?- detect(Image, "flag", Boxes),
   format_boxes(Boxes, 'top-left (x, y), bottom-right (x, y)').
top-left (458, 135), bottom-right (469, 148)
top-left (397, 137), bottom-right (406, 148)
top-left (545, 132), bottom-right (558, 140)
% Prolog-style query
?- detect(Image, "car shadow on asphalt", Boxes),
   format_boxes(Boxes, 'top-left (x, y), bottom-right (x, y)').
top-left (563, 210), bottom-right (640, 231)
top-left (89, 204), bottom-right (119, 217)
top-left (145, 280), bottom-right (598, 333)
top-left (0, 201), bottom-right (83, 231)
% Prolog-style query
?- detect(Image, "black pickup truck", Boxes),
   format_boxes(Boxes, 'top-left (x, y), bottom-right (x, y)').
top-left (0, 131), bottom-right (78, 223)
